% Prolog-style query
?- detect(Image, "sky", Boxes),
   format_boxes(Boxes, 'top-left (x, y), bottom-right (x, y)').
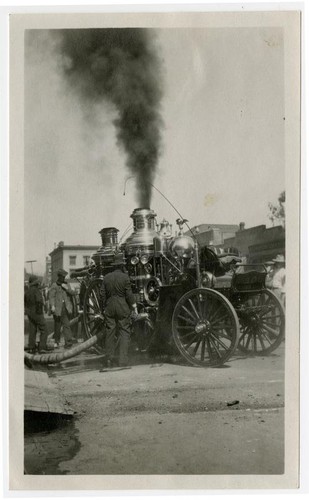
top-left (24, 26), bottom-right (285, 274)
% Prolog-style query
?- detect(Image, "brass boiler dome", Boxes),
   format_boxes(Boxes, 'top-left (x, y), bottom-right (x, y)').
top-left (123, 208), bottom-right (158, 256)
top-left (169, 235), bottom-right (195, 259)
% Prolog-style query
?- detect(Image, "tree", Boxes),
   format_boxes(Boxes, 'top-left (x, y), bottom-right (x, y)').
top-left (268, 191), bottom-right (285, 227)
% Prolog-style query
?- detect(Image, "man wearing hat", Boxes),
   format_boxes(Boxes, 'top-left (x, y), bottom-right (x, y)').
top-left (100, 253), bottom-right (138, 368)
top-left (24, 275), bottom-right (49, 353)
top-left (271, 254), bottom-right (286, 306)
top-left (264, 260), bottom-right (275, 289)
top-left (49, 268), bottom-right (76, 348)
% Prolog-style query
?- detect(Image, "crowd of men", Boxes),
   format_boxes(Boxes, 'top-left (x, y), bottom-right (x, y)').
top-left (24, 268), bottom-right (77, 354)
top-left (24, 254), bottom-right (138, 368)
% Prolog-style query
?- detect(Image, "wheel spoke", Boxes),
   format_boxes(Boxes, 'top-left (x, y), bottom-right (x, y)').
top-left (177, 314), bottom-right (196, 325)
top-left (192, 338), bottom-right (202, 355)
top-left (207, 304), bottom-right (229, 325)
top-left (211, 317), bottom-right (233, 330)
top-left (245, 333), bottom-right (252, 350)
top-left (188, 298), bottom-right (200, 320)
top-left (88, 298), bottom-right (100, 314)
top-left (209, 332), bottom-right (229, 351)
top-left (263, 295), bottom-right (271, 306)
top-left (179, 330), bottom-right (197, 340)
top-left (257, 328), bottom-right (272, 345)
top-left (196, 295), bottom-right (204, 317)
top-left (185, 333), bottom-right (199, 348)
top-left (207, 304), bottom-right (225, 323)
top-left (201, 338), bottom-right (206, 361)
top-left (260, 310), bottom-right (280, 319)
top-left (202, 297), bottom-right (214, 320)
top-left (257, 331), bottom-right (266, 350)
top-left (90, 289), bottom-right (101, 312)
top-left (181, 305), bottom-right (197, 322)
top-left (261, 323), bottom-right (281, 337)
top-left (208, 336), bottom-right (222, 358)
top-left (261, 319), bottom-right (281, 328)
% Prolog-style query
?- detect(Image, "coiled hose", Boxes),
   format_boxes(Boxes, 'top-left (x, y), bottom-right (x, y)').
top-left (24, 334), bottom-right (99, 366)
top-left (24, 314), bottom-right (100, 366)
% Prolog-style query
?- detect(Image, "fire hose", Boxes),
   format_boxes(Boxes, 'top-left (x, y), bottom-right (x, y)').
top-left (24, 312), bottom-right (149, 366)
top-left (24, 314), bottom-right (100, 367)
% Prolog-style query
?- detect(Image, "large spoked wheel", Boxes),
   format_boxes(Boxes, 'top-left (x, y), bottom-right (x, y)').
top-left (236, 289), bottom-right (285, 355)
top-left (172, 288), bottom-right (240, 367)
top-left (68, 293), bottom-right (79, 337)
top-left (83, 278), bottom-right (105, 354)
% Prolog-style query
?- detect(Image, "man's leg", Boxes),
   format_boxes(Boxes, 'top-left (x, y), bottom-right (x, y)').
top-left (27, 316), bottom-right (37, 351)
top-left (53, 315), bottom-right (61, 345)
top-left (118, 316), bottom-right (131, 366)
top-left (36, 314), bottom-right (48, 351)
top-left (61, 306), bottom-right (73, 347)
top-left (104, 315), bottom-right (117, 363)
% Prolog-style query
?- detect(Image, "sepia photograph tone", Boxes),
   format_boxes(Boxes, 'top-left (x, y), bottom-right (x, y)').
top-left (8, 8), bottom-right (301, 491)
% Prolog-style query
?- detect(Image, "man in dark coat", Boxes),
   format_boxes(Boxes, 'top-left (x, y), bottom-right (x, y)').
top-left (101, 253), bottom-right (138, 368)
top-left (49, 269), bottom-right (76, 348)
top-left (24, 275), bottom-right (49, 353)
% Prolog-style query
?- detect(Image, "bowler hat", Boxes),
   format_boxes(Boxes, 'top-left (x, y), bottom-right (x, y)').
top-left (29, 275), bottom-right (40, 286)
top-left (57, 268), bottom-right (68, 277)
top-left (272, 254), bottom-right (285, 264)
top-left (114, 253), bottom-right (126, 266)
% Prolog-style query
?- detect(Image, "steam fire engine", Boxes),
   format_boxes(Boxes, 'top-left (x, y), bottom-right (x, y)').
top-left (74, 207), bottom-right (285, 367)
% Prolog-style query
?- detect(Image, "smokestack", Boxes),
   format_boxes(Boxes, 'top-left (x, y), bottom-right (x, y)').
top-left (99, 227), bottom-right (119, 248)
top-left (59, 29), bottom-right (163, 207)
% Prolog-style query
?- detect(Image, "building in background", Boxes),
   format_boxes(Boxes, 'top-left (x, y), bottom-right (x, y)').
top-left (49, 242), bottom-right (98, 283)
top-left (247, 226), bottom-right (285, 263)
top-left (222, 223), bottom-right (285, 263)
top-left (188, 223), bottom-right (239, 247)
top-left (42, 256), bottom-right (52, 285)
top-left (188, 222), bottom-right (285, 263)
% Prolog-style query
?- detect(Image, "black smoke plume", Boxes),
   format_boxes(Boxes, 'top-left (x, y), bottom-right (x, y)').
top-left (59, 28), bottom-right (163, 208)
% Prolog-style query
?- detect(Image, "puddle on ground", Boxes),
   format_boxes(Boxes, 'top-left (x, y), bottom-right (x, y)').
top-left (47, 352), bottom-right (106, 377)
top-left (24, 411), bottom-right (80, 475)
top-left (46, 351), bottom-right (170, 377)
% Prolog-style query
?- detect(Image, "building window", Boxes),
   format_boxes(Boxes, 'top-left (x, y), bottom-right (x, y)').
top-left (69, 255), bottom-right (76, 266)
top-left (83, 255), bottom-right (90, 266)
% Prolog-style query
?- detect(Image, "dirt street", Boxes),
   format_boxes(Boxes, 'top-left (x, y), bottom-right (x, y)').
top-left (24, 343), bottom-right (284, 475)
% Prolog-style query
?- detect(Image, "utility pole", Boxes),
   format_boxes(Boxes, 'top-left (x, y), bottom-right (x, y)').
top-left (25, 260), bottom-right (37, 274)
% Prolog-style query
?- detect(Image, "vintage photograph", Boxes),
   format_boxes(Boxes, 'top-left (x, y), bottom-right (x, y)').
top-left (8, 9), bottom-right (301, 490)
